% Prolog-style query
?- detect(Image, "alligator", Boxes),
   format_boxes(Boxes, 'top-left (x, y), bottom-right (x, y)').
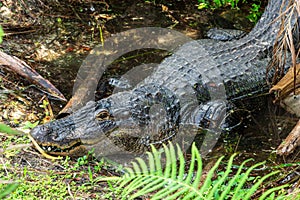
top-left (30, 0), bottom-right (289, 159)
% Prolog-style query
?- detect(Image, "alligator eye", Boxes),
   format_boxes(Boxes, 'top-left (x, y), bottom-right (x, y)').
top-left (96, 110), bottom-right (112, 121)
top-left (41, 126), bottom-right (49, 133)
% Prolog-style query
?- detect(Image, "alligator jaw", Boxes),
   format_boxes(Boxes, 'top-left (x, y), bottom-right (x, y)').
top-left (30, 122), bottom-right (115, 157)
top-left (38, 139), bottom-right (85, 156)
top-left (30, 125), bottom-right (87, 157)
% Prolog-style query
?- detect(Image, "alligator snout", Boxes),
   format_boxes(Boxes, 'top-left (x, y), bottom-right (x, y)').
top-left (30, 124), bottom-right (52, 142)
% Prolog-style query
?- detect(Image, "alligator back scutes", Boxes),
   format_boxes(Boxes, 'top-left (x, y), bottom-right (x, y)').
top-left (130, 83), bottom-right (180, 144)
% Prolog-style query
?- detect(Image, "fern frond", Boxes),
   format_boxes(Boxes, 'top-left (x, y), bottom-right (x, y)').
top-left (205, 153), bottom-right (236, 199)
top-left (258, 184), bottom-right (289, 200)
top-left (219, 157), bottom-right (253, 199)
top-left (101, 142), bottom-right (288, 199)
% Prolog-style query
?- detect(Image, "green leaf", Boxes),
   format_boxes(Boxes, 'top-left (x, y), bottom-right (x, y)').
top-left (0, 183), bottom-right (18, 199)
top-left (0, 123), bottom-right (23, 135)
top-left (22, 121), bottom-right (39, 129)
top-left (198, 3), bottom-right (208, 9)
top-left (0, 26), bottom-right (4, 44)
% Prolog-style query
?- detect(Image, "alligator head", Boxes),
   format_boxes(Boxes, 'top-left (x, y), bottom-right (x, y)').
top-left (30, 99), bottom-right (116, 157)
top-left (30, 84), bottom-right (181, 158)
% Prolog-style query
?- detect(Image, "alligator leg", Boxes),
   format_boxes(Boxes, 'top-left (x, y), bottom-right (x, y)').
top-left (191, 100), bottom-right (227, 155)
top-left (193, 100), bottom-right (227, 129)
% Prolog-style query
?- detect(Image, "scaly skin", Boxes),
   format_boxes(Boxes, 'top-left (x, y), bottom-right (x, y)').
top-left (30, 0), bottom-right (286, 157)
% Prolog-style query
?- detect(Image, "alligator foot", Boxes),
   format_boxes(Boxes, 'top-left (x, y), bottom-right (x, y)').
top-left (191, 100), bottom-right (227, 156)
top-left (277, 119), bottom-right (300, 155)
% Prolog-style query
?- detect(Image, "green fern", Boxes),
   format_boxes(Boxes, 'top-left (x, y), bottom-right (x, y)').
top-left (101, 142), bottom-right (288, 199)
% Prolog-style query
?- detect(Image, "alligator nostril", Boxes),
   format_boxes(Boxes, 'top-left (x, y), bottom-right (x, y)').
top-left (30, 128), bottom-right (41, 141)
top-left (30, 125), bottom-right (49, 140)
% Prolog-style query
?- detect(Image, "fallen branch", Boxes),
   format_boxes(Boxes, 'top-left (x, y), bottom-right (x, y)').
top-left (271, 63), bottom-right (300, 155)
top-left (277, 119), bottom-right (300, 155)
top-left (270, 63), bottom-right (300, 103)
top-left (0, 51), bottom-right (66, 101)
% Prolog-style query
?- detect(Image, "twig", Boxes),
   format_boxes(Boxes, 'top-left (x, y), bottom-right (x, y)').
top-left (67, 183), bottom-right (75, 200)
top-left (269, 0), bottom-right (300, 89)
top-left (0, 157), bottom-right (9, 176)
